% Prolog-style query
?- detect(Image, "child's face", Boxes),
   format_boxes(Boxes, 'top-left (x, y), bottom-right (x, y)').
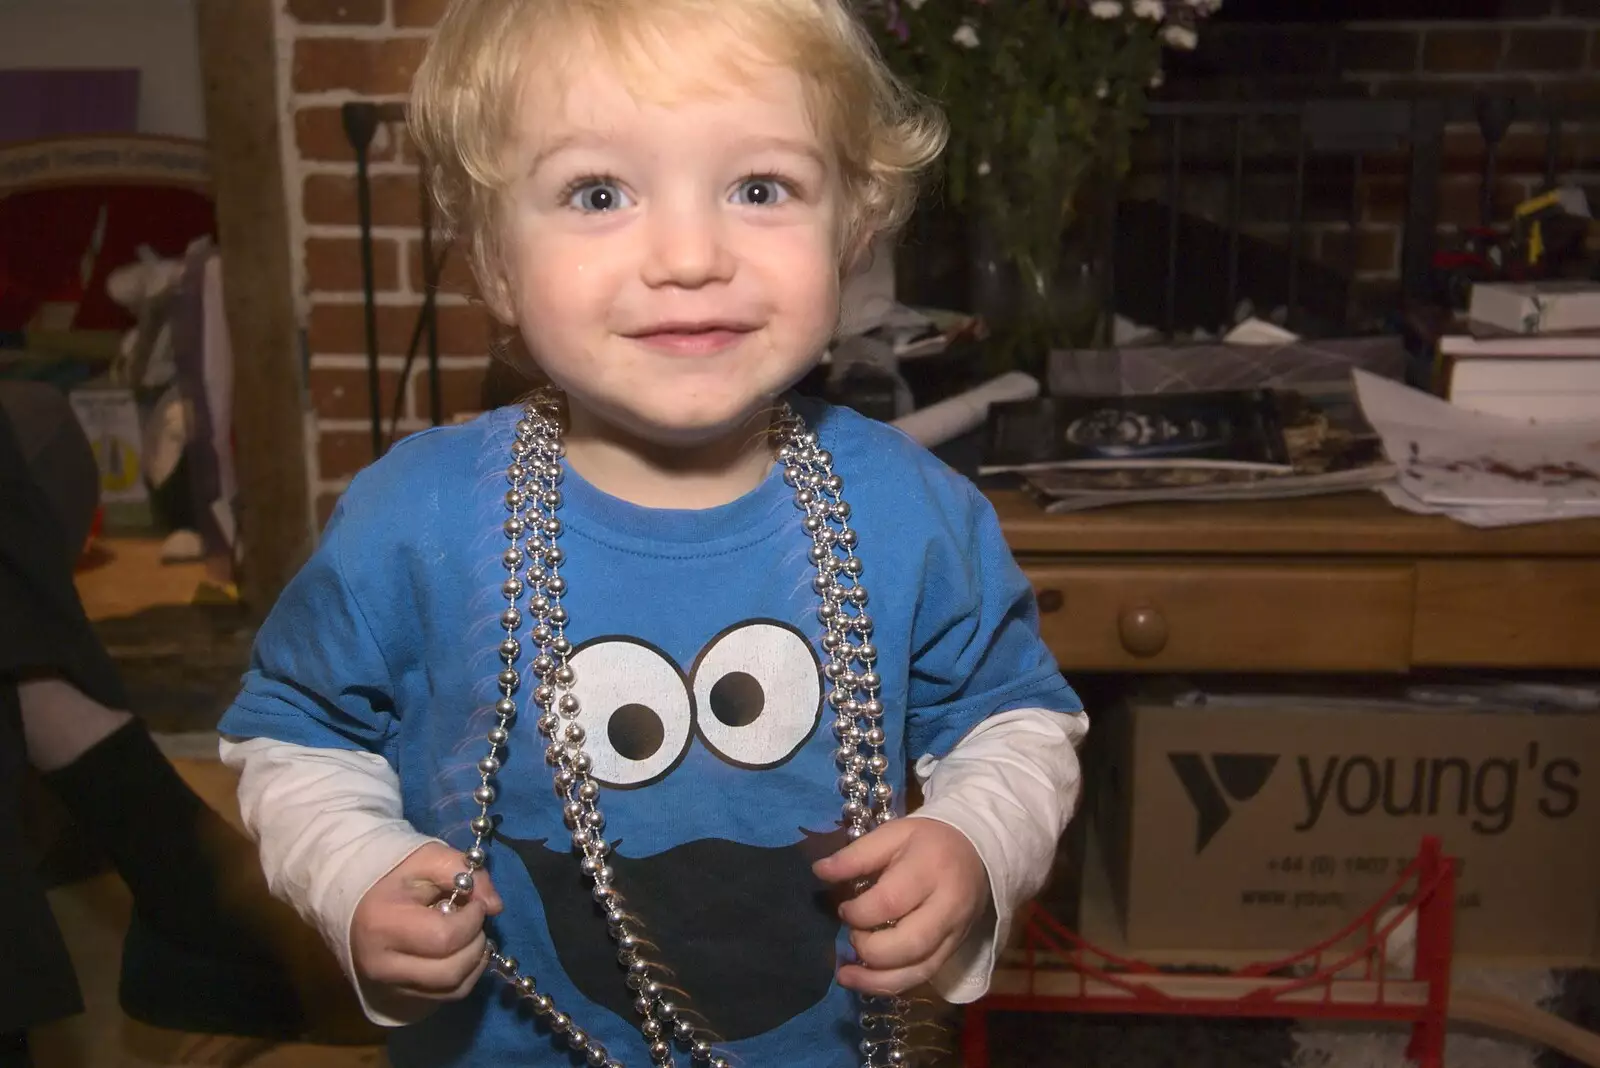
top-left (497, 31), bottom-right (845, 450)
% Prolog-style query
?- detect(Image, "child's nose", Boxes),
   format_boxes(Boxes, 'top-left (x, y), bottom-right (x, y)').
top-left (640, 206), bottom-right (735, 289)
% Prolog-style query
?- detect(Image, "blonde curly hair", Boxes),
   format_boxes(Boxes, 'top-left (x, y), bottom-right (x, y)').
top-left (408, 0), bottom-right (947, 314)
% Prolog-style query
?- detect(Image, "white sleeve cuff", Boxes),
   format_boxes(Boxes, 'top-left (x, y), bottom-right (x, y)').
top-left (219, 735), bottom-right (444, 1027)
top-left (907, 706), bottom-right (1088, 1003)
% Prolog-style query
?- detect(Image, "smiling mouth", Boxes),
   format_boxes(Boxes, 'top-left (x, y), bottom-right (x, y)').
top-left (624, 324), bottom-right (758, 356)
top-left (498, 827), bottom-right (849, 1041)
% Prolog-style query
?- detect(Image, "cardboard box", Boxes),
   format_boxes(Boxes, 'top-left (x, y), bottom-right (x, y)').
top-left (1098, 687), bottom-right (1600, 963)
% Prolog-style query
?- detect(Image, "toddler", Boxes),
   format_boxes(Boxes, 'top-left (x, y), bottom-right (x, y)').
top-left (219, 0), bottom-right (1089, 1064)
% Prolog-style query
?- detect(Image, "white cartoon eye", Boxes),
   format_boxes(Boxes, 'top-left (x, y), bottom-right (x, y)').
top-left (565, 638), bottom-right (692, 789)
top-left (691, 621), bottom-right (822, 769)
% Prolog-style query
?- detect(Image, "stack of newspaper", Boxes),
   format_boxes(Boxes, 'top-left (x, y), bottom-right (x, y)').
top-left (1352, 369), bottom-right (1600, 528)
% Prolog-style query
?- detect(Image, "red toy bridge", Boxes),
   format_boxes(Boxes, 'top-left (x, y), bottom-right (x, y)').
top-left (964, 836), bottom-right (1457, 1068)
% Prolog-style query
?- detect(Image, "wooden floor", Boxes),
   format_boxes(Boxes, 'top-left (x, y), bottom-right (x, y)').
top-left (29, 539), bottom-right (387, 1068)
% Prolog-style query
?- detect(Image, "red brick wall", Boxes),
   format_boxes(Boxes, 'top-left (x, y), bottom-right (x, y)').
top-left (284, 0), bottom-right (495, 526)
top-left (281, 2), bottom-right (1599, 521)
top-left (1146, 3), bottom-right (1600, 293)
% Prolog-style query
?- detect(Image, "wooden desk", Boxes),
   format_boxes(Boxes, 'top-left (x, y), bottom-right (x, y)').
top-left (993, 491), bottom-right (1600, 673)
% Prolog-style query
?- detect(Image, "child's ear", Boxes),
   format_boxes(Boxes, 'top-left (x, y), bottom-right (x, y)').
top-left (840, 231), bottom-right (876, 281)
top-left (479, 269), bottom-right (518, 326)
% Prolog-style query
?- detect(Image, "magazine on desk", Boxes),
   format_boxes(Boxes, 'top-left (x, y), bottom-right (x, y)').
top-left (992, 381), bottom-right (1396, 513)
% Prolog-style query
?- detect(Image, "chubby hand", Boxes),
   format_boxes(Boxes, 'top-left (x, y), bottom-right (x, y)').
top-left (812, 818), bottom-right (989, 996)
top-left (350, 842), bottom-right (504, 1021)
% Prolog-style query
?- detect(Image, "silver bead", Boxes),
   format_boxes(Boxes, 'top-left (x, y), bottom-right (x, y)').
top-left (530, 993), bottom-right (553, 1015)
top-left (453, 872), bottom-right (474, 893)
top-left (548, 575), bottom-right (567, 596)
top-left (564, 800), bottom-right (584, 825)
top-left (865, 727), bottom-right (885, 746)
top-left (587, 1048), bottom-right (609, 1068)
top-left (548, 1011), bottom-right (570, 1033)
top-left (577, 780), bottom-right (599, 801)
top-left (545, 546), bottom-right (565, 566)
top-left (497, 955), bottom-right (518, 975)
top-left (488, 726), bottom-right (509, 746)
top-left (559, 693), bottom-right (581, 716)
top-left (515, 975), bottom-right (536, 995)
top-left (859, 670), bottom-right (881, 693)
top-left (502, 548), bottom-right (524, 570)
top-left (635, 995), bottom-right (655, 1016)
top-left (711, 1056), bottom-right (732, 1068)
top-left (552, 636), bottom-right (572, 656)
top-left (538, 712), bottom-right (560, 736)
top-left (500, 607), bottom-right (522, 629)
top-left (501, 579), bottom-right (524, 601)
top-left (641, 1018), bottom-right (662, 1039)
top-left (470, 815), bottom-right (492, 835)
top-left (504, 516), bottom-right (525, 537)
top-left (531, 622), bottom-right (553, 644)
top-left (564, 722), bottom-right (586, 744)
top-left (867, 754), bottom-right (889, 775)
top-left (862, 699), bottom-right (884, 719)
top-left (472, 784), bottom-right (496, 805)
top-left (693, 1040), bottom-right (713, 1061)
top-left (465, 846), bottom-right (487, 868)
top-left (478, 755), bottom-right (502, 775)
top-left (838, 527), bottom-right (858, 548)
top-left (649, 1040), bottom-right (672, 1063)
top-left (567, 1027), bottom-right (588, 1051)
top-left (555, 664), bottom-right (576, 685)
top-left (496, 697), bottom-right (518, 718)
top-left (832, 500), bottom-right (852, 520)
top-left (549, 605), bottom-right (569, 625)
top-left (674, 1018), bottom-right (695, 1042)
top-left (873, 782), bottom-right (894, 802)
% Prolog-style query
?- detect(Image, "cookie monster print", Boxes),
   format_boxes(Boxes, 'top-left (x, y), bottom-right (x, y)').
top-left (499, 619), bottom-right (852, 1040)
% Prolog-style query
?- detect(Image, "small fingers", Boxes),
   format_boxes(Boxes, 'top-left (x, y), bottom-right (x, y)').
top-left (385, 898), bottom-right (487, 959)
top-left (837, 863), bottom-right (931, 931)
top-left (388, 931), bottom-right (492, 1000)
top-left (837, 931), bottom-right (960, 997)
top-left (848, 899), bottom-right (947, 972)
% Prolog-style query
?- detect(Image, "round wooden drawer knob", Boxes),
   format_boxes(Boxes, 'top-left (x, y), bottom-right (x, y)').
top-left (1037, 588), bottom-right (1065, 614)
top-left (1118, 603), bottom-right (1169, 658)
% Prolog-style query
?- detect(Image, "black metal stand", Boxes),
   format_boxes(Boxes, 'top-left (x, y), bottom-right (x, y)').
top-left (340, 101), bottom-right (450, 458)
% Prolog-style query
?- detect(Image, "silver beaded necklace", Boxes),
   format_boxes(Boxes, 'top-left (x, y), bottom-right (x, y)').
top-left (439, 389), bottom-right (913, 1067)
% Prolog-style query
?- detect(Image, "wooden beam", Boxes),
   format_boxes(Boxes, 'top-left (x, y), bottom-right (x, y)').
top-left (194, 0), bottom-right (313, 615)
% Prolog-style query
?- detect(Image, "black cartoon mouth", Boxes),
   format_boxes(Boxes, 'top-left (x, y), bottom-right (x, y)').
top-left (499, 827), bottom-right (850, 1042)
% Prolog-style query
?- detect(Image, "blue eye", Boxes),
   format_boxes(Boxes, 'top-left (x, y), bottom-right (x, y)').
top-left (732, 177), bottom-right (790, 207)
top-left (568, 180), bottom-right (632, 213)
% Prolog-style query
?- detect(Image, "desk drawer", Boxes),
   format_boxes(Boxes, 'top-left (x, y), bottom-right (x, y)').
top-left (1415, 560), bottom-right (1600, 667)
top-left (1026, 563), bottom-right (1415, 672)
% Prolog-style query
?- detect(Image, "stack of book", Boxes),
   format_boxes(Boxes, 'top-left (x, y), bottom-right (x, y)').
top-left (980, 382), bottom-right (1396, 514)
top-left (1437, 280), bottom-right (1600, 425)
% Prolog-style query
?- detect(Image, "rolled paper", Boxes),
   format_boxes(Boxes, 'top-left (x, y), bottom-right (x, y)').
top-left (889, 371), bottom-right (1041, 448)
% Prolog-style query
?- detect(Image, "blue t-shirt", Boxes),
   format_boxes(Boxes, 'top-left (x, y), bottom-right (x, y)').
top-left (219, 397), bottom-right (1081, 1066)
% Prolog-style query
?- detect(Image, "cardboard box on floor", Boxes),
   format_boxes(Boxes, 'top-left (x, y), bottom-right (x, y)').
top-left (1097, 684), bottom-right (1600, 964)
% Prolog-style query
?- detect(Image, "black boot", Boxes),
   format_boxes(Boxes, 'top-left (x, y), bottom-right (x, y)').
top-left (41, 720), bottom-right (312, 1039)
